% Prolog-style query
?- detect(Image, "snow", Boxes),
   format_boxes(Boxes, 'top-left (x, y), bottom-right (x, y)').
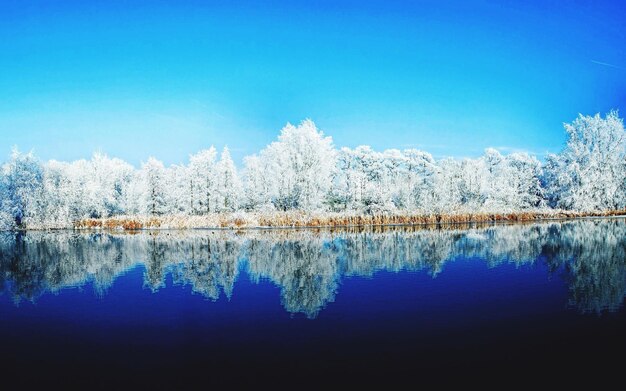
top-left (1, 113), bottom-right (624, 230)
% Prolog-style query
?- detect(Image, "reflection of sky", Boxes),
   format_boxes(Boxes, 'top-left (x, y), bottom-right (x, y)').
top-left (1, 1), bottom-right (625, 165)
top-left (0, 258), bottom-right (564, 339)
top-left (1, 219), bottom-right (624, 319)
top-left (0, 258), bottom-right (579, 389)
top-left (1, 220), bottom-right (626, 387)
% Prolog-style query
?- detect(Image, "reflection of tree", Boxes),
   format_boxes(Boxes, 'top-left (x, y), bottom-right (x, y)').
top-left (0, 219), bottom-right (625, 317)
top-left (460, 224), bottom-right (545, 267)
top-left (543, 220), bottom-right (626, 313)
top-left (144, 235), bottom-right (167, 292)
top-left (172, 237), bottom-right (239, 300)
top-left (0, 232), bottom-right (135, 302)
top-left (5, 233), bottom-right (47, 302)
top-left (247, 239), bottom-right (338, 318)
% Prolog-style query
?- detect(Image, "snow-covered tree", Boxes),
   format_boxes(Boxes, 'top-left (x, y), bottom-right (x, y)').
top-left (139, 157), bottom-right (168, 216)
top-left (327, 147), bottom-right (357, 212)
top-left (381, 149), bottom-right (407, 209)
top-left (40, 160), bottom-right (75, 227)
top-left (242, 154), bottom-right (274, 211)
top-left (544, 111), bottom-right (626, 211)
top-left (458, 157), bottom-right (489, 209)
top-left (430, 158), bottom-right (463, 213)
top-left (82, 153), bottom-right (134, 218)
top-left (348, 146), bottom-right (394, 213)
top-left (403, 149), bottom-right (437, 211)
top-left (260, 119), bottom-right (335, 211)
top-left (188, 148), bottom-right (217, 215)
top-left (505, 152), bottom-right (544, 210)
top-left (477, 148), bottom-right (545, 211)
top-left (167, 164), bottom-right (192, 215)
top-left (0, 112), bottom-right (623, 230)
top-left (0, 148), bottom-right (44, 229)
top-left (215, 147), bottom-right (242, 212)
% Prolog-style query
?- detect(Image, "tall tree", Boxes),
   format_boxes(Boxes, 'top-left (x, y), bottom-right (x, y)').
top-left (544, 111), bottom-right (626, 211)
top-left (0, 148), bottom-right (44, 229)
top-left (40, 160), bottom-right (74, 227)
top-left (242, 154), bottom-right (273, 211)
top-left (403, 149), bottom-right (438, 211)
top-left (188, 148), bottom-right (217, 215)
top-left (84, 152), bottom-right (134, 218)
top-left (261, 119), bottom-right (335, 211)
top-left (215, 147), bottom-right (242, 212)
top-left (140, 157), bottom-right (168, 216)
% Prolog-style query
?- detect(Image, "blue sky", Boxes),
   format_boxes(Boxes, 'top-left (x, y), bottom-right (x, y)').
top-left (0, 0), bottom-right (625, 166)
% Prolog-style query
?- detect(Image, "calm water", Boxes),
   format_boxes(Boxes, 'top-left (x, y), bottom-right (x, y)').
top-left (1, 218), bottom-right (625, 387)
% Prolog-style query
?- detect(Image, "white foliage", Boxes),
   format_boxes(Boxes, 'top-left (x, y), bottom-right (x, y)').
top-left (259, 119), bottom-right (336, 211)
top-left (139, 157), bottom-right (168, 216)
top-left (215, 147), bottom-right (242, 212)
top-left (242, 154), bottom-right (274, 211)
top-left (0, 114), bottom-right (624, 230)
top-left (544, 111), bottom-right (626, 211)
top-left (0, 148), bottom-right (44, 229)
top-left (188, 147), bottom-right (217, 214)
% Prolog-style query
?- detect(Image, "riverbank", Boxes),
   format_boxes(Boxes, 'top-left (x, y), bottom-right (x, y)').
top-left (72, 209), bottom-right (626, 230)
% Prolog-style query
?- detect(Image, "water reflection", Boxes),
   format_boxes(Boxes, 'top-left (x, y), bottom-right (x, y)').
top-left (0, 219), bottom-right (625, 318)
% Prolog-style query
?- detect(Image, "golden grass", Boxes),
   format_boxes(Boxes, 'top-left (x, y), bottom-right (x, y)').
top-left (73, 209), bottom-right (626, 231)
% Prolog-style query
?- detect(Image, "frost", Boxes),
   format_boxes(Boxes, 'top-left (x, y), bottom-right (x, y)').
top-left (0, 113), bottom-right (624, 230)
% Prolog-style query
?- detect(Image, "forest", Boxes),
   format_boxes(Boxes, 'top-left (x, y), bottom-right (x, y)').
top-left (0, 111), bottom-right (625, 230)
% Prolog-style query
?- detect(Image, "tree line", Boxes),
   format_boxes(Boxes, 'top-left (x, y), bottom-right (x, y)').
top-left (0, 111), bottom-right (624, 230)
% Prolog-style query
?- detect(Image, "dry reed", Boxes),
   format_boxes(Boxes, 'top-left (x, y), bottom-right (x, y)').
top-left (74, 209), bottom-right (626, 231)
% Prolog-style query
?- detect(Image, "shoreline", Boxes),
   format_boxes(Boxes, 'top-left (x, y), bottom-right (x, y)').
top-left (57, 209), bottom-right (626, 232)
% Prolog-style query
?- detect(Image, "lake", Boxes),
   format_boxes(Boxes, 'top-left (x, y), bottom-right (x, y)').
top-left (1, 218), bottom-right (625, 387)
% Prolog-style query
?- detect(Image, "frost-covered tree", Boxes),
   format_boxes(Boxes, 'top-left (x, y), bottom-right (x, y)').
top-left (331, 147), bottom-right (443, 214)
top-left (477, 148), bottom-right (545, 211)
top-left (215, 147), bottom-right (242, 212)
top-left (381, 149), bottom-right (407, 209)
top-left (346, 146), bottom-right (395, 213)
top-left (506, 152), bottom-right (545, 210)
top-left (139, 157), bottom-right (168, 216)
top-left (188, 148), bottom-right (217, 214)
top-left (60, 159), bottom-right (90, 219)
top-left (403, 149), bottom-right (437, 211)
top-left (481, 148), bottom-right (506, 208)
top-left (544, 111), bottom-right (626, 211)
top-left (40, 160), bottom-right (75, 227)
top-left (167, 164), bottom-right (192, 215)
top-left (458, 157), bottom-right (489, 209)
top-left (260, 119), bottom-right (335, 211)
top-left (328, 147), bottom-right (357, 212)
top-left (242, 154), bottom-right (274, 211)
top-left (0, 112), bottom-right (624, 230)
top-left (83, 153), bottom-right (134, 218)
top-left (0, 148), bottom-right (44, 229)
top-left (430, 158), bottom-right (463, 213)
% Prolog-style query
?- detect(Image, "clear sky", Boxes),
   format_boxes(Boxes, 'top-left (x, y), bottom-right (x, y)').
top-left (0, 0), bottom-right (625, 166)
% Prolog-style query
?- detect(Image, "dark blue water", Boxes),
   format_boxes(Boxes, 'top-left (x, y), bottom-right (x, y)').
top-left (1, 219), bottom-right (625, 387)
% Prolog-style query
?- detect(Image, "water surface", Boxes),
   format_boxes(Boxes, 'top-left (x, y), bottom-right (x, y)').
top-left (1, 218), bottom-right (625, 386)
